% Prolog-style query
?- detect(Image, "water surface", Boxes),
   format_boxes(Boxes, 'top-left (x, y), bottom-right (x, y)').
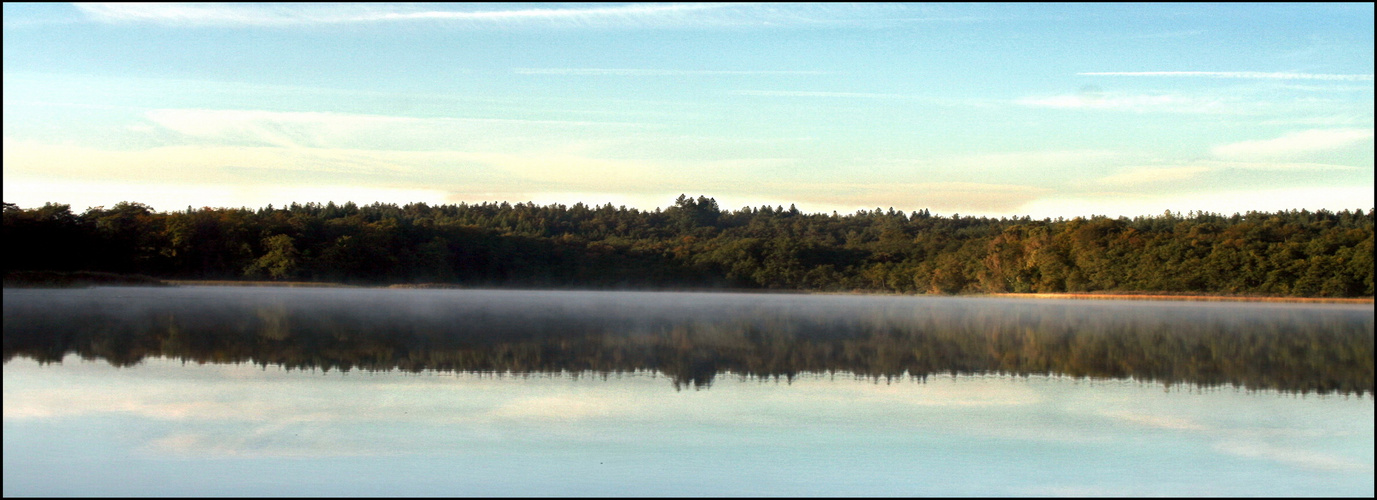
top-left (3, 287), bottom-right (1373, 496)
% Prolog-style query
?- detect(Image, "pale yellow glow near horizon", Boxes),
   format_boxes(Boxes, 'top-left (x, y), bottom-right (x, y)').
top-left (6, 176), bottom-right (1372, 219)
top-left (4, 124), bottom-right (1372, 217)
top-left (2, 179), bottom-right (453, 212)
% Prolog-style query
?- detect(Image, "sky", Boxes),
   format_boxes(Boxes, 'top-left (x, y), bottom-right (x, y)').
top-left (2, 2), bottom-right (1373, 218)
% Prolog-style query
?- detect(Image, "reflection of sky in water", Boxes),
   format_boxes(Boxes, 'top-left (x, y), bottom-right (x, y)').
top-left (4, 356), bottom-right (1372, 496)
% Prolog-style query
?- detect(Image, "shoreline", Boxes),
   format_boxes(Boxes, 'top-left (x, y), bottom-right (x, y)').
top-left (165, 280), bottom-right (356, 288)
top-left (7, 273), bottom-right (1370, 303)
top-left (160, 280), bottom-right (1374, 303)
top-left (979, 292), bottom-right (1373, 304)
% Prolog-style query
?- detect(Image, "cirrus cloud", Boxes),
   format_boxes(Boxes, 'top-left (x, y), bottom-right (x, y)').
top-left (71, 3), bottom-right (915, 29)
top-left (1015, 93), bottom-right (1228, 114)
top-left (74, 2), bottom-right (738, 27)
top-left (1079, 71), bottom-right (1374, 82)
top-left (1094, 161), bottom-right (1360, 187)
top-left (1211, 128), bottom-right (1374, 160)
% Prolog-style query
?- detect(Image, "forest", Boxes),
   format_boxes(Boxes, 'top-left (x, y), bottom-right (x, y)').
top-left (3, 195), bottom-right (1373, 297)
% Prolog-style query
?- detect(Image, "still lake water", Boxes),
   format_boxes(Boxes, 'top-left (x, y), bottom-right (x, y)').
top-left (3, 287), bottom-right (1373, 496)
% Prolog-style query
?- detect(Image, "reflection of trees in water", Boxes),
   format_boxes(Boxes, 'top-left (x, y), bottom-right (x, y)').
top-left (3, 295), bottom-right (1372, 394)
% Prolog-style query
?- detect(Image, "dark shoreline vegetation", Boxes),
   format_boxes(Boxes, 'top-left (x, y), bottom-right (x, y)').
top-left (3, 288), bottom-right (1371, 394)
top-left (3, 197), bottom-right (1373, 297)
top-left (2, 270), bottom-right (167, 288)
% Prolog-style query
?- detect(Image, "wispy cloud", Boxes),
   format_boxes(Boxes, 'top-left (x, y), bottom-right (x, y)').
top-left (1209, 160), bottom-right (1363, 172)
top-left (1015, 93), bottom-right (1227, 113)
top-left (734, 90), bottom-right (917, 99)
top-left (1, 6), bottom-right (84, 29)
top-left (1211, 128), bottom-right (1374, 159)
top-left (75, 3), bottom-right (735, 27)
top-left (1270, 84), bottom-right (1375, 93)
top-left (1095, 166), bottom-right (1214, 187)
top-left (946, 150), bottom-right (1122, 170)
top-left (1127, 30), bottom-right (1206, 40)
top-left (144, 109), bottom-right (418, 149)
top-left (72, 3), bottom-right (890, 29)
top-left (1079, 71), bottom-right (1374, 82)
top-left (1094, 160), bottom-right (1360, 187)
top-left (2, 136), bottom-right (800, 208)
top-left (731, 90), bottom-right (995, 107)
top-left (1258, 115), bottom-right (1373, 127)
top-left (516, 68), bottom-right (830, 76)
top-left (141, 108), bottom-right (642, 149)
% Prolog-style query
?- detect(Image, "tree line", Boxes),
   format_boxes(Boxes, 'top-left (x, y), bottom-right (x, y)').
top-left (3, 195), bottom-right (1373, 296)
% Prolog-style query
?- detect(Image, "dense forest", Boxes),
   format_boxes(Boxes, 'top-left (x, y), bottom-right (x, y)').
top-left (3, 196), bottom-right (1373, 297)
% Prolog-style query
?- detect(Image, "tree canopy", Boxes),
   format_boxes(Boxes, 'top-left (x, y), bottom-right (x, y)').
top-left (4, 197), bottom-right (1373, 297)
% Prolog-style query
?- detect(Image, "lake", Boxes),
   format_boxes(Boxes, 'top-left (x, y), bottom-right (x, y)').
top-left (3, 287), bottom-right (1373, 496)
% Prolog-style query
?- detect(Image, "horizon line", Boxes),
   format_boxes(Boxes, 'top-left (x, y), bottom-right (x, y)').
top-left (6, 197), bottom-right (1372, 221)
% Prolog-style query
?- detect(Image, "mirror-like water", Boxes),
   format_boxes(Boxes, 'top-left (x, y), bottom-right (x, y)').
top-left (4, 287), bottom-right (1372, 393)
top-left (4, 287), bottom-right (1374, 496)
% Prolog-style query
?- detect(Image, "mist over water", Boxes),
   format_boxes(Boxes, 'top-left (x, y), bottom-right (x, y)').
top-left (4, 286), bottom-right (1374, 496)
top-left (4, 287), bottom-right (1372, 393)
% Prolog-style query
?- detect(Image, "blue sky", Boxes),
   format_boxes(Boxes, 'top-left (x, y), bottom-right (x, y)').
top-left (3, 3), bottom-right (1373, 217)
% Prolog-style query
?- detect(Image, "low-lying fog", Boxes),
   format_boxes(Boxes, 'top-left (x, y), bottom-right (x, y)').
top-left (4, 287), bottom-right (1372, 393)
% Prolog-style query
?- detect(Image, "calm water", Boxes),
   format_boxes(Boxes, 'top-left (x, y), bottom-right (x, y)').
top-left (3, 287), bottom-right (1373, 496)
